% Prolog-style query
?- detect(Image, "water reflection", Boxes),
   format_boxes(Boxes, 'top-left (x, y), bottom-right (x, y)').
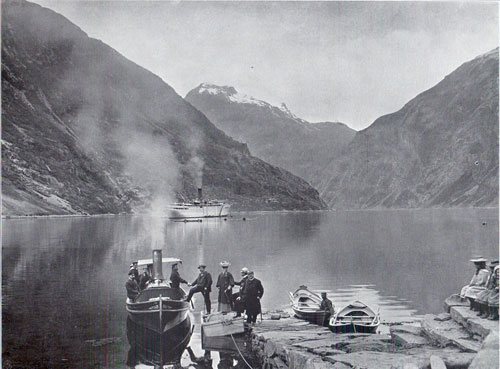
top-left (2, 208), bottom-right (498, 368)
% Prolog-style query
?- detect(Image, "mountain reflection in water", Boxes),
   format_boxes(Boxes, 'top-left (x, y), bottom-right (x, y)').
top-left (2, 209), bottom-right (498, 368)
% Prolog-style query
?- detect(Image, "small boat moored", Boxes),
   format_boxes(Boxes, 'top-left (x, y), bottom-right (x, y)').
top-left (329, 300), bottom-right (380, 333)
top-left (201, 313), bottom-right (246, 352)
top-left (289, 285), bottom-right (331, 326)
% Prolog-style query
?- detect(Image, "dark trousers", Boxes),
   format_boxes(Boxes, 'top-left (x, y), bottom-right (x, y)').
top-left (246, 311), bottom-right (258, 323)
top-left (186, 286), bottom-right (211, 313)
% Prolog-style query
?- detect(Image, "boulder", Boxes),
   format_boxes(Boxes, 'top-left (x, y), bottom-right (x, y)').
top-left (450, 306), bottom-right (499, 338)
top-left (468, 332), bottom-right (500, 369)
top-left (429, 355), bottom-right (446, 369)
top-left (405, 347), bottom-right (476, 369)
top-left (444, 294), bottom-right (468, 313)
top-left (391, 331), bottom-right (429, 349)
top-left (421, 314), bottom-right (480, 352)
top-left (391, 325), bottom-right (428, 348)
top-left (324, 351), bottom-right (423, 369)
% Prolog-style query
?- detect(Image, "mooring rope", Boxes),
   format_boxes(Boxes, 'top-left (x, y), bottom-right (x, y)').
top-left (230, 333), bottom-right (253, 369)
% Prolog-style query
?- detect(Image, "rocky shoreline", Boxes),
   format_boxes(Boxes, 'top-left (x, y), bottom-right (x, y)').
top-left (247, 295), bottom-right (498, 369)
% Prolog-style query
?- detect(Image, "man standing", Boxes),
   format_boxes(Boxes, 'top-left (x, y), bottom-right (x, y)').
top-left (233, 267), bottom-right (249, 317)
top-left (126, 269), bottom-right (140, 303)
top-left (319, 292), bottom-right (335, 326)
top-left (186, 263), bottom-right (213, 314)
top-left (139, 267), bottom-right (151, 291)
top-left (216, 261), bottom-right (235, 313)
top-left (241, 271), bottom-right (264, 324)
top-left (129, 262), bottom-right (140, 284)
top-left (170, 262), bottom-right (188, 290)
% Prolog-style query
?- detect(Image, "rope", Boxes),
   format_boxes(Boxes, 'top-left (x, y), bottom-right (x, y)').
top-left (230, 333), bottom-right (253, 369)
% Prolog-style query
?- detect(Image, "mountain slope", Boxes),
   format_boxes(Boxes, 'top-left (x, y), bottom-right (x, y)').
top-left (318, 48), bottom-right (499, 208)
top-left (185, 84), bottom-right (355, 188)
top-left (1, 0), bottom-right (326, 216)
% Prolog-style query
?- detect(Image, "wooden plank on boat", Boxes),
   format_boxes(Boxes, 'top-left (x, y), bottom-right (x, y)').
top-left (202, 314), bottom-right (245, 337)
top-left (201, 329), bottom-right (246, 352)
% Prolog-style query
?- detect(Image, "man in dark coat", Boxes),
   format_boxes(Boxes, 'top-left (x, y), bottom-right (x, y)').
top-left (139, 268), bottom-right (151, 290)
top-left (186, 264), bottom-right (213, 314)
top-left (126, 269), bottom-right (140, 302)
top-left (170, 263), bottom-right (188, 289)
top-left (233, 267), bottom-right (249, 317)
top-left (216, 261), bottom-right (235, 313)
top-left (241, 271), bottom-right (264, 324)
top-left (129, 262), bottom-right (140, 284)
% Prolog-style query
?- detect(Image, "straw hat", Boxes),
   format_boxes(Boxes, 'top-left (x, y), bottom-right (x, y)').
top-left (198, 263), bottom-right (207, 269)
top-left (488, 259), bottom-right (499, 268)
top-left (241, 267), bottom-right (249, 273)
top-left (220, 261), bottom-right (230, 268)
top-left (470, 256), bottom-right (487, 263)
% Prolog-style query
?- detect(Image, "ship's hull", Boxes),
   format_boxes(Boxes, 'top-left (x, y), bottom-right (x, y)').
top-left (168, 203), bottom-right (231, 219)
top-left (127, 314), bottom-right (193, 366)
top-left (126, 287), bottom-right (193, 365)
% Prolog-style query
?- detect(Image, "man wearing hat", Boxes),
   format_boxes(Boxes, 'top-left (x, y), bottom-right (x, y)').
top-left (129, 262), bottom-right (140, 284)
top-left (460, 256), bottom-right (490, 310)
top-left (216, 261), bottom-right (235, 313)
top-left (126, 269), bottom-right (140, 303)
top-left (185, 264), bottom-right (213, 314)
top-left (476, 260), bottom-right (499, 318)
top-left (169, 262), bottom-right (188, 290)
top-left (139, 267), bottom-right (151, 291)
top-left (241, 271), bottom-right (264, 324)
top-left (233, 267), bottom-right (249, 317)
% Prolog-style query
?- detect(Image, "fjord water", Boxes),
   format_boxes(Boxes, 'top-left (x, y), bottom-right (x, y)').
top-left (2, 208), bottom-right (498, 368)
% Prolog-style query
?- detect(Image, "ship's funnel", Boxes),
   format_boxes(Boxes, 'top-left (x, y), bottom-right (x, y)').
top-left (198, 188), bottom-right (202, 202)
top-left (152, 249), bottom-right (164, 280)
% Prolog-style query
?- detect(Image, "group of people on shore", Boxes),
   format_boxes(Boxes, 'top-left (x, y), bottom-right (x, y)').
top-left (460, 256), bottom-right (498, 320)
top-left (125, 260), bottom-right (264, 324)
top-left (183, 261), bottom-right (264, 324)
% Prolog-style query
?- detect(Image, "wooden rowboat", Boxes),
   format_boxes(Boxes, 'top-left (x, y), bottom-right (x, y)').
top-left (289, 285), bottom-right (331, 326)
top-left (201, 313), bottom-right (246, 352)
top-left (329, 300), bottom-right (380, 333)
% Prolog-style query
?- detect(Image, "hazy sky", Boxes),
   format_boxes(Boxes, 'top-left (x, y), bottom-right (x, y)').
top-left (35, 1), bottom-right (498, 130)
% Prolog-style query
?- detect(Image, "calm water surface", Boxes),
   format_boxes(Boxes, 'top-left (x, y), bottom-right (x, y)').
top-left (2, 208), bottom-right (498, 368)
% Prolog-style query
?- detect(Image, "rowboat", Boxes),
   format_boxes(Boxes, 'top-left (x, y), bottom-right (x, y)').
top-left (289, 285), bottom-right (331, 326)
top-left (126, 250), bottom-right (193, 366)
top-left (329, 300), bottom-right (380, 333)
top-left (201, 312), bottom-right (246, 352)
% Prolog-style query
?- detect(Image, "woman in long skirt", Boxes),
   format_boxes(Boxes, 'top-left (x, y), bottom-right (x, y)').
top-left (216, 261), bottom-right (235, 313)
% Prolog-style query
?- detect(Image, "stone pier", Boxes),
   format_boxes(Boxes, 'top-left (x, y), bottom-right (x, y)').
top-left (248, 298), bottom-right (498, 369)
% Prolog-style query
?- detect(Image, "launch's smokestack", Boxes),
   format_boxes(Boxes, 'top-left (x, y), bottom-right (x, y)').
top-left (198, 188), bottom-right (202, 202)
top-left (152, 249), bottom-right (164, 280)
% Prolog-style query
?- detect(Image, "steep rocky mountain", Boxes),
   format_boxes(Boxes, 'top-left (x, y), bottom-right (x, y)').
top-left (318, 48), bottom-right (499, 208)
top-left (1, 0), bottom-right (326, 216)
top-left (185, 84), bottom-right (355, 188)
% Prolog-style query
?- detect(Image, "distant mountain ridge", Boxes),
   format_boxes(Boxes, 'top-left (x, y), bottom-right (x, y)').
top-left (185, 83), bottom-right (356, 188)
top-left (1, 0), bottom-right (326, 216)
top-left (318, 48), bottom-right (499, 208)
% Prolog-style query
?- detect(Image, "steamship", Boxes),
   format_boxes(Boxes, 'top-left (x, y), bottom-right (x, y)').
top-left (126, 250), bottom-right (193, 366)
top-left (168, 188), bottom-right (231, 219)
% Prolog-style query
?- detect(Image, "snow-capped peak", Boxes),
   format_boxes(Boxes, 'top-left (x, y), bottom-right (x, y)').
top-left (278, 103), bottom-right (298, 119)
top-left (197, 83), bottom-right (267, 107)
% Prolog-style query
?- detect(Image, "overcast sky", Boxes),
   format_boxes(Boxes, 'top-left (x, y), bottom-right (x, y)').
top-left (35, 1), bottom-right (498, 130)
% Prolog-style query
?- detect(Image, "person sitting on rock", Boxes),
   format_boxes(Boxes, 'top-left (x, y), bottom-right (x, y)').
top-left (460, 256), bottom-right (489, 311)
top-left (475, 259), bottom-right (498, 318)
top-left (487, 266), bottom-right (499, 320)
